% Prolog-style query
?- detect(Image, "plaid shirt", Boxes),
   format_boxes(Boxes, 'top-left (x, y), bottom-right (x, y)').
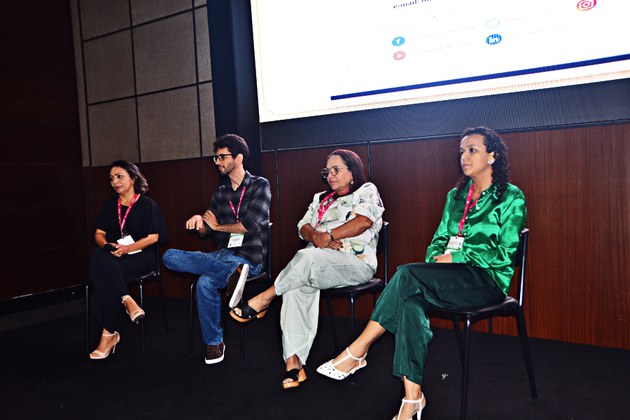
top-left (207, 171), bottom-right (271, 264)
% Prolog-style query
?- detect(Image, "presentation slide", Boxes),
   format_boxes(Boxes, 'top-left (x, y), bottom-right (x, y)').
top-left (251, 0), bottom-right (630, 122)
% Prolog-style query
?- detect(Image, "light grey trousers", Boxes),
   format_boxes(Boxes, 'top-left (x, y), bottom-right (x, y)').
top-left (276, 247), bottom-right (374, 364)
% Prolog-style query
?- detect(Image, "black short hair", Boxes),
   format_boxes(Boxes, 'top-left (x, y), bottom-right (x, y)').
top-left (214, 134), bottom-right (250, 166)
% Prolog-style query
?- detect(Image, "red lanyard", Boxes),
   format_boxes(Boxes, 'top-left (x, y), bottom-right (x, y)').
top-left (316, 191), bottom-right (337, 226)
top-left (118, 194), bottom-right (139, 236)
top-left (458, 184), bottom-right (478, 237)
top-left (229, 187), bottom-right (246, 222)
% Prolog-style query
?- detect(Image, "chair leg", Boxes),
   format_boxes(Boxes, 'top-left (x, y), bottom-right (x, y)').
top-left (515, 309), bottom-right (538, 399)
top-left (452, 315), bottom-right (465, 366)
top-left (348, 296), bottom-right (356, 385)
top-left (240, 323), bottom-right (246, 364)
top-left (85, 284), bottom-right (90, 355)
top-left (189, 281), bottom-right (195, 359)
top-left (460, 317), bottom-right (472, 420)
top-left (139, 283), bottom-right (145, 352)
top-left (349, 296), bottom-right (356, 342)
top-left (157, 275), bottom-right (168, 333)
top-left (326, 296), bottom-right (340, 353)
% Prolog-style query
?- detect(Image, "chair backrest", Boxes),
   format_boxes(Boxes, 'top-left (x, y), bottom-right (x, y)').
top-left (262, 222), bottom-right (273, 275)
top-left (153, 244), bottom-right (161, 276)
top-left (378, 221), bottom-right (389, 285)
top-left (513, 228), bottom-right (529, 307)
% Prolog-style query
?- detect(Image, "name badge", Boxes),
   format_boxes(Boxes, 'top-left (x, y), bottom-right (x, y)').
top-left (118, 234), bottom-right (141, 254)
top-left (444, 235), bottom-right (464, 254)
top-left (227, 233), bottom-right (244, 248)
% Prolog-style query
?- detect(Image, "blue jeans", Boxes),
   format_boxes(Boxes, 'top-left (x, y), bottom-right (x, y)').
top-left (162, 248), bottom-right (262, 346)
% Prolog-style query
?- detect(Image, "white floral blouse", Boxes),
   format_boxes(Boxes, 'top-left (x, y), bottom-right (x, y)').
top-left (297, 182), bottom-right (385, 272)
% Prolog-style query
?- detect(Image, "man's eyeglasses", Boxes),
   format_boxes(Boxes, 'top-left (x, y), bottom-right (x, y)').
top-left (212, 153), bottom-right (234, 163)
top-left (321, 166), bottom-right (348, 178)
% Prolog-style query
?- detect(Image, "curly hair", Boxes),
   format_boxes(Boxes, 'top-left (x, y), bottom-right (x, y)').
top-left (214, 134), bottom-right (250, 166)
top-left (454, 127), bottom-right (509, 200)
top-left (319, 149), bottom-right (367, 200)
top-left (110, 160), bottom-right (149, 194)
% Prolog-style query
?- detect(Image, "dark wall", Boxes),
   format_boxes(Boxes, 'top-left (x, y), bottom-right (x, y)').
top-left (259, 79), bottom-right (630, 150)
top-left (207, 0), bottom-right (261, 174)
top-left (3, 0), bottom-right (627, 353)
top-left (150, 123), bottom-right (629, 350)
top-left (258, 124), bottom-right (630, 350)
top-left (204, 0), bottom-right (629, 351)
top-left (85, 158), bottom-right (221, 301)
top-left (0, 0), bottom-right (87, 305)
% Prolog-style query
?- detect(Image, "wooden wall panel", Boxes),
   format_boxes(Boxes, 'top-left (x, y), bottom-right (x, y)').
top-left (261, 152), bottom-right (280, 277)
top-left (7, 0), bottom-right (622, 351)
top-left (503, 126), bottom-right (629, 349)
top-left (272, 146), bottom-right (369, 266)
top-left (262, 146), bottom-right (384, 320)
top-left (1, 244), bottom-right (87, 299)
top-left (3, 121), bottom-right (81, 164)
top-left (371, 138), bottom-right (460, 270)
top-left (0, 0), bottom-right (87, 302)
top-left (83, 160), bottom-right (220, 298)
top-left (0, 164), bottom-right (84, 210)
top-left (145, 158), bottom-right (220, 297)
top-left (76, 124), bottom-right (628, 350)
top-left (261, 124), bottom-right (630, 350)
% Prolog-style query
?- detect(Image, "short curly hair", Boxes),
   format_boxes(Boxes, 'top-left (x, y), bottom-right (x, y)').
top-left (455, 126), bottom-right (509, 200)
top-left (214, 134), bottom-right (250, 166)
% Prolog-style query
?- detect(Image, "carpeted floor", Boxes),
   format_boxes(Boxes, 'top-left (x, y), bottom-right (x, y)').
top-left (1, 297), bottom-right (628, 419)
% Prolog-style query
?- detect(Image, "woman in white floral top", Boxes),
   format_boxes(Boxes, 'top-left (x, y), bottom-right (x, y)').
top-left (230, 149), bottom-right (384, 389)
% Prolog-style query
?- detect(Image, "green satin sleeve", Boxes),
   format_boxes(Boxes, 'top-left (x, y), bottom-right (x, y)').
top-left (425, 182), bottom-right (527, 294)
top-left (425, 196), bottom-right (453, 261)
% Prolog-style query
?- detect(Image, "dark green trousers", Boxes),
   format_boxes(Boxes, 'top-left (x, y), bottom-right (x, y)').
top-left (371, 263), bottom-right (505, 385)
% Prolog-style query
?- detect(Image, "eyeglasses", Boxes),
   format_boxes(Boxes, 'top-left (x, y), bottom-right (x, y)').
top-left (212, 153), bottom-right (234, 163)
top-left (321, 166), bottom-right (348, 178)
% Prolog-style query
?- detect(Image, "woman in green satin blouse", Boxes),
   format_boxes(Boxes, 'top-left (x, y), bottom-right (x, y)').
top-left (317, 127), bottom-right (527, 420)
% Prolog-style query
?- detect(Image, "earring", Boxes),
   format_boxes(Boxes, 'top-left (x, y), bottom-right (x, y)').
top-left (350, 180), bottom-right (354, 185)
top-left (488, 158), bottom-right (495, 165)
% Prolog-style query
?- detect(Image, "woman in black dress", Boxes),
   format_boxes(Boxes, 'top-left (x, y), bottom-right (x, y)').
top-left (88, 161), bottom-right (167, 360)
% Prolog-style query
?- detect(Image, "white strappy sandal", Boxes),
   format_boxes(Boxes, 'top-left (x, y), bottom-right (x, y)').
top-left (393, 394), bottom-right (426, 420)
top-left (316, 347), bottom-right (367, 380)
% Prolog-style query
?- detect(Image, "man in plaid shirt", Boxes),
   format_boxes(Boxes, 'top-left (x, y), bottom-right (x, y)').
top-left (163, 134), bottom-right (271, 364)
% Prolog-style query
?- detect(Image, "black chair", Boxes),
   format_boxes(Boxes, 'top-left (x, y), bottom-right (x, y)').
top-left (321, 221), bottom-right (389, 353)
top-left (187, 223), bottom-right (273, 361)
top-left (429, 228), bottom-right (537, 420)
top-left (85, 245), bottom-right (168, 353)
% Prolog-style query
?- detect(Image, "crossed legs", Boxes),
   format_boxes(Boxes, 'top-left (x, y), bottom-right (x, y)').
top-left (231, 247), bottom-right (373, 386)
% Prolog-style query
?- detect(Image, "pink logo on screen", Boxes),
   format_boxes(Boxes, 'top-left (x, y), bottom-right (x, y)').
top-left (393, 51), bottom-right (406, 60)
top-left (576, 0), bottom-right (596, 11)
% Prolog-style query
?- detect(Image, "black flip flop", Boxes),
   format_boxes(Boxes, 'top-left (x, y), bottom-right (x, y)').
top-left (229, 301), bottom-right (269, 323)
top-left (282, 367), bottom-right (307, 389)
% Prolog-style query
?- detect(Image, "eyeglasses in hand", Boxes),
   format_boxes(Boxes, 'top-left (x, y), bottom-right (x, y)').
top-left (321, 166), bottom-right (348, 178)
top-left (212, 153), bottom-right (234, 163)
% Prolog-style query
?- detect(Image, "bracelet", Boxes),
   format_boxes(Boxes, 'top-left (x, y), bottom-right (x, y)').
top-left (326, 227), bottom-right (334, 241)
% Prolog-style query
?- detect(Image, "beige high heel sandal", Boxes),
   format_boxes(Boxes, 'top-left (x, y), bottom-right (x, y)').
top-left (393, 394), bottom-right (426, 420)
top-left (89, 331), bottom-right (120, 360)
top-left (122, 295), bottom-right (145, 324)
